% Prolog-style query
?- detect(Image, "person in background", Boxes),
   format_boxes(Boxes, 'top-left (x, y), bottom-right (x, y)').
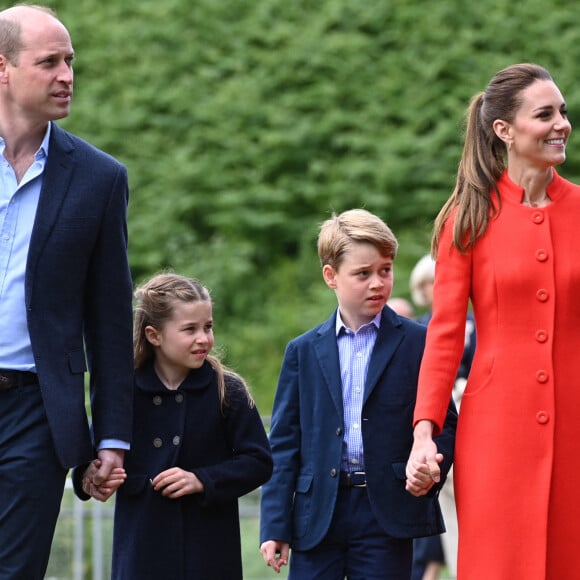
top-left (387, 296), bottom-right (415, 319)
top-left (75, 273), bottom-right (273, 579)
top-left (406, 63), bottom-right (579, 579)
top-left (409, 255), bottom-right (475, 580)
top-left (260, 209), bottom-right (457, 579)
top-left (0, 5), bottom-right (133, 578)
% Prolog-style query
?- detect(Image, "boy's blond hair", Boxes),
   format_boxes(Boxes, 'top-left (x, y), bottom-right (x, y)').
top-left (317, 209), bottom-right (398, 270)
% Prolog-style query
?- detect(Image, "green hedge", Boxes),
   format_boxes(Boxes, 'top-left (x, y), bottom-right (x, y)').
top-left (46, 0), bottom-right (580, 410)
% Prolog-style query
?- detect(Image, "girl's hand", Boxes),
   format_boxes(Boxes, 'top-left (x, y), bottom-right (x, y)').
top-left (151, 467), bottom-right (204, 498)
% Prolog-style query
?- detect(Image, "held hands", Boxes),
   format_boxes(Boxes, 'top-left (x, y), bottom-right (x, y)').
top-left (150, 467), bottom-right (204, 498)
top-left (82, 459), bottom-right (126, 502)
top-left (405, 420), bottom-right (443, 497)
top-left (260, 540), bottom-right (289, 574)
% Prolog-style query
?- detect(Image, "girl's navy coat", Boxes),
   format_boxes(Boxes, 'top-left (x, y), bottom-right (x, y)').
top-left (109, 361), bottom-right (272, 579)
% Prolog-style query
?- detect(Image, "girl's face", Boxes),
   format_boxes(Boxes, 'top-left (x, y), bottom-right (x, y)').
top-left (146, 300), bottom-right (214, 376)
top-left (502, 79), bottom-right (571, 171)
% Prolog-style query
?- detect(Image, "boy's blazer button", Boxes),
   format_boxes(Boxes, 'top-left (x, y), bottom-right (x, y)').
top-left (153, 437), bottom-right (163, 448)
top-left (330, 468), bottom-right (337, 477)
top-left (336, 428), bottom-right (342, 436)
top-left (152, 396), bottom-right (162, 406)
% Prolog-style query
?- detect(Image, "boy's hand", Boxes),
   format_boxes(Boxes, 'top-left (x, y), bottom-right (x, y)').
top-left (405, 420), bottom-right (443, 496)
top-left (151, 467), bottom-right (204, 498)
top-left (260, 540), bottom-right (289, 573)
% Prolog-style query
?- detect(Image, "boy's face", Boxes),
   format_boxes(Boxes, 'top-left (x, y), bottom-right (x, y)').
top-left (323, 242), bottom-right (394, 331)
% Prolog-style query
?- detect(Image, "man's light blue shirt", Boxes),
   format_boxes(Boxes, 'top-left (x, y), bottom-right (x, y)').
top-left (336, 310), bottom-right (381, 473)
top-left (0, 125), bottom-right (51, 371)
top-left (0, 124), bottom-right (127, 451)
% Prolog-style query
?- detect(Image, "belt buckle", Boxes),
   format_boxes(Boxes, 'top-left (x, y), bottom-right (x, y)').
top-left (352, 471), bottom-right (367, 488)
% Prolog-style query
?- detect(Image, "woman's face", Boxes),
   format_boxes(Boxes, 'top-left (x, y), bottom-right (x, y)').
top-left (505, 79), bottom-right (571, 170)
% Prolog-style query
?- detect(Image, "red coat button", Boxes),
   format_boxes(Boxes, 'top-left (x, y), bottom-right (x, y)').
top-left (536, 289), bottom-right (549, 302)
top-left (536, 411), bottom-right (549, 424)
top-left (532, 211), bottom-right (544, 224)
top-left (535, 249), bottom-right (548, 262)
top-left (536, 370), bottom-right (549, 383)
top-left (535, 330), bottom-right (548, 343)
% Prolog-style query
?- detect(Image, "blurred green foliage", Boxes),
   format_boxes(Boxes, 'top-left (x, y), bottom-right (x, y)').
top-left (47, 0), bottom-right (580, 411)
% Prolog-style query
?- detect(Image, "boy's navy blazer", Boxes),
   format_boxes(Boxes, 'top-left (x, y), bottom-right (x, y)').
top-left (260, 306), bottom-right (457, 551)
top-left (24, 122), bottom-right (134, 468)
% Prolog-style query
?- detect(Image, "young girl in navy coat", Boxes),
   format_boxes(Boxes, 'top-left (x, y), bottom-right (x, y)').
top-left (75, 273), bottom-right (273, 579)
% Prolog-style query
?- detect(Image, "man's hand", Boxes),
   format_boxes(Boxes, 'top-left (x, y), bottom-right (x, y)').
top-left (82, 458), bottom-right (126, 502)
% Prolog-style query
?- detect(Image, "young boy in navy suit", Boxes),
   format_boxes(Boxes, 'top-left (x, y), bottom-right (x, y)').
top-left (260, 209), bottom-right (457, 579)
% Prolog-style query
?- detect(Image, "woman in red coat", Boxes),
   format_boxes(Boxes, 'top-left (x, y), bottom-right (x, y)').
top-left (405, 63), bottom-right (580, 579)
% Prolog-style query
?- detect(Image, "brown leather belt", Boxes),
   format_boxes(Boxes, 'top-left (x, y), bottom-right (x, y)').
top-left (0, 370), bottom-right (39, 391)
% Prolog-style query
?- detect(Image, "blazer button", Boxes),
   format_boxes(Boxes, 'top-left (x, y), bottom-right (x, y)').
top-left (536, 411), bottom-right (549, 424)
top-left (172, 435), bottom-right (181, 446)
top-left (153, 396), bottom-right (162, 406)
top-left (336, 427), bottom-right (343, 436)
top-left (175, 393), bottom-right (184, 403)
top-left (536, 370), bottom-right (549, 383)
top-left (153, 437), bottom-right (163, 448)
top-left (532, 211), bottom-right (544, 224)
top-left (536, 289), bottom-right (549, 302)
top-left (535, 330), bottom-right (548, 343)
top-left (535, 249), bottom-right (548, 262)
top-left (330, 468), bottom-right (337, 477)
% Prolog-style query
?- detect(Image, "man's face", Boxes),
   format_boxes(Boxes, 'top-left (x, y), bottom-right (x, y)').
top-left (2, 12), bottom-right (74, 124)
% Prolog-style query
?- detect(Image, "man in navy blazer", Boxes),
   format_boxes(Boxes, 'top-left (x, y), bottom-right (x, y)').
top-left (260, 210), bottom-right (456, 579)
top-left (0, 6), bottom-right (133, 578)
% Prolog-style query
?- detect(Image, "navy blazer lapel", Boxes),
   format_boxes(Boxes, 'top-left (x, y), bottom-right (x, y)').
top-left (313, 312), bottom-right (343, 418)
top-left (363, 308), bottom-right (404, 404)
top-left (26, 123), bottom-right (75, 302)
